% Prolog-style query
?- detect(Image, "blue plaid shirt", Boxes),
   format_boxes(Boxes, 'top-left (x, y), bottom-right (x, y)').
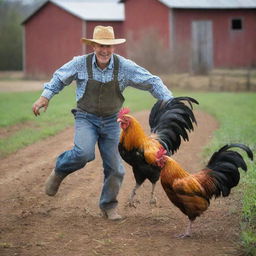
top-left (42, 53), bottom-right (173, 101)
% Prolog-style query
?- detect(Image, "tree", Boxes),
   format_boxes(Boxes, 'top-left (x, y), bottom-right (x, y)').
top-left (0, 1), bottom-right (23, 70)
top-left (0, 0), bottom-right (46, 70)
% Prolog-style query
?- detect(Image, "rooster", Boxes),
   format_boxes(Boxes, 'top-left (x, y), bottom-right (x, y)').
top-left (156, 143), bottom-right (253, 237)
top-left (117, 97), bottom-right (198, 207)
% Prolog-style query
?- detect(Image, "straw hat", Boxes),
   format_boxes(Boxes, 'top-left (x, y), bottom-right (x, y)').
top-left (81, 26), bottom-right (126, 45)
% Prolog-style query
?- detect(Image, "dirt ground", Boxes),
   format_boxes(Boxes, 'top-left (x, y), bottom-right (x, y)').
top-left (0, 103), bottom-right (247, 256)
top-left (0, 80), bottom-right (43, 92)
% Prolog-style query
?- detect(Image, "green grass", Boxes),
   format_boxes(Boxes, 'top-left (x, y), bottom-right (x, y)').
top-left (0, 87), bottom-right (76, 127)
top-left (0, 87), bottom-right (76, 157)
top-left (0, 86), bottom-right (255, 254)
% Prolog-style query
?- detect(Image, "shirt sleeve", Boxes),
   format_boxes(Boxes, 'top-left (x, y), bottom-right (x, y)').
top-left (121, 58), bottom-right (173, 101)
top-left (41, 57), bottom-right (78, 100)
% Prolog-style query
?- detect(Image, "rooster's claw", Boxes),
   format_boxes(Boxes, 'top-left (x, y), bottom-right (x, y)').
top-left (149, 197), bottom-right (157, 206)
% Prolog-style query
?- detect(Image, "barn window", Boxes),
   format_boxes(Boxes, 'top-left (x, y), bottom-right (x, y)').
top-left (231, 18), bottom-right (243, 30)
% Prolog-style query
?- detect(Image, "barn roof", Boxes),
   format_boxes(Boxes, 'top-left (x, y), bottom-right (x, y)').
top-left (158, 0), bottom-right (256, 9)
top-left (22, 0), bottom-right (124, 24)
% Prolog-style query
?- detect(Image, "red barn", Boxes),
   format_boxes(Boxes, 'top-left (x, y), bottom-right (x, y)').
top-left (121, 0), bottom-right (256, 73)
top-left (23, 0), bottom-right (256, 77)
top-left (22, 0), bottom-right (125, 78)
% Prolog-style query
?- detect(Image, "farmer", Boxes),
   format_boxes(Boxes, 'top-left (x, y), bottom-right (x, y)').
top-left (32, 25), bottom-right (173, 220)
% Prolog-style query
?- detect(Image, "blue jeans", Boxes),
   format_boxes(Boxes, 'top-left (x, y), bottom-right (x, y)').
top-left (55, 110), bottom-right (125, 210)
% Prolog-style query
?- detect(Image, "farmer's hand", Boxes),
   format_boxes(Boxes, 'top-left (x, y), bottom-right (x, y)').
top-left (32, 96), bottom-right (49, 116)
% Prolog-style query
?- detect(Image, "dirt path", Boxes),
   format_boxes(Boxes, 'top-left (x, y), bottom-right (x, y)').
top-left (0, 80), bottom-right (44, 92)
top-left (0, 110), bottom-right (244, 256)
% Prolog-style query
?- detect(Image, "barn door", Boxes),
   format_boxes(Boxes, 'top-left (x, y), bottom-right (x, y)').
top-left (191, 21), bottom-right (213, 74)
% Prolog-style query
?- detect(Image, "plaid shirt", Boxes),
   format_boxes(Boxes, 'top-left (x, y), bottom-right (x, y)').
top-left (42, 53), bottom-right (173, 101)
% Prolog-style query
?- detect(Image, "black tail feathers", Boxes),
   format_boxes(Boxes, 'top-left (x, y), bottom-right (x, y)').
top-left (149, 97), bottom-right (199, 154)
top-left (206, 143), bottom-right (253, 197)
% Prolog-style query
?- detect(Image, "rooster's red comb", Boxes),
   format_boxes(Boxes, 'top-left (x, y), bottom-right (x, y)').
top-left (118, 107), bottom-right (130, 118)
top-left (156, 147), bottom-right (167, 159)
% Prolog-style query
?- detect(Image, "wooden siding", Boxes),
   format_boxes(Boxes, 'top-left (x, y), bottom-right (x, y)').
top-left (124, 0), bottom-right (170, 47)
top-left (173, 9), bottom-right (256, 70)
top-left (24, 2), bottom-right (83, 77)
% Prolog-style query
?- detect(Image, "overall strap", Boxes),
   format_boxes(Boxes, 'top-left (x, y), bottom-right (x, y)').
top-left (113, 54), bottom-right (119, 80)
top-left (86, 53), bottom-right (94, 79)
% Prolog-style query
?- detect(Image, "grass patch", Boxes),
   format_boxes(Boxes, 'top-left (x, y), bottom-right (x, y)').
top-left (0, 86), bottom-right (76, 157)
top-left (0, 87), bottom-right (76, 127)
top-left (123, 87), bottom-right (157, 111)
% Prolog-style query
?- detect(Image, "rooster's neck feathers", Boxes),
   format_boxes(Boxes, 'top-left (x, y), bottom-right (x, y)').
top-left (161, 157), bottom-right (189, 183)
top-left (119, 116), bottom-right (163, 165)
top-left (120, 116), bottom-right (148, 150)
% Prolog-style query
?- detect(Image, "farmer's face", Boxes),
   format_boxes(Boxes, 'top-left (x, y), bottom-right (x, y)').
top-left (93, 43), bottom-right (115, 69)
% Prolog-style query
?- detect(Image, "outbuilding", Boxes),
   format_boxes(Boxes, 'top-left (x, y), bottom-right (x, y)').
top-left (121, 0), bottom-right (256, 73)
top-left (23, 0), bottom-right (256, 77)
top-left (22, 0), bottom-right (125, 78)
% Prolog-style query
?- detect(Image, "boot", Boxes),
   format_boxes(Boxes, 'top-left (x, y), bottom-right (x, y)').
top-left (45, 169), bottom-right (65, 196)
top-left (102, 208), bottom-right (122, 221)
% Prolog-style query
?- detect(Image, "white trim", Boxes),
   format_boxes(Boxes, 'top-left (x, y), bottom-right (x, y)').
top-left (159, 0), bottom-right (256, 9)
top-left (82, 20), bottom-right (87, 54)
top-left (22, 26), bottom-right (26, 74)
top-left (169, 9), bottom-right (175, 51)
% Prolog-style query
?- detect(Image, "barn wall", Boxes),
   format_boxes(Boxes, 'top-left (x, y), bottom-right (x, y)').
top-left (24, 0), bottom-right (256, 77)
top-left (173, 9), bottom-right (256, 69)
top-left (24, 2), bottom-right (83, 78)
top-left (124, 0), bottom-right (170, 47)
top-left (213, 9), bottom-right (256, 68)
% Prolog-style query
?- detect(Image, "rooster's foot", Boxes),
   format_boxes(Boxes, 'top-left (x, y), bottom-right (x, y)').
top-left (126, 199), bottom-right (140, 208)
top-left (128, 201), bottom-right (136, 208)
top-left (175, 233), bottom-right (191, 239)
top-left (149, 197), bottom-right (157, 206)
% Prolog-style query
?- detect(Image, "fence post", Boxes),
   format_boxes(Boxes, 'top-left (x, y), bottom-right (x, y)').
top-left (209, 72), bottom-right (212, 89)
top-left (246, 68), bottom-right (251, 91)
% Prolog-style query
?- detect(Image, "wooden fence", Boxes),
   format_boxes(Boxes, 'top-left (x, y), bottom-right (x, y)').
top-left (208, 69), bottom-right (256, 91)
top-left (162, 69), bottom-right (256, 91)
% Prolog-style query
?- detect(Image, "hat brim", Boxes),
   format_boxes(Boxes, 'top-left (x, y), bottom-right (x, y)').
top-left (81, 38), bottom-right (126, 45)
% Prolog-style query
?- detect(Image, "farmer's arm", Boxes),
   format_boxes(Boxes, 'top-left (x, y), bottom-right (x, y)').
top-left (120, 57), bottom-right (173, 100)
top-left (32, 96), bottom-right (49, 116)
top-left (32, 57), bottom-right (78, 116)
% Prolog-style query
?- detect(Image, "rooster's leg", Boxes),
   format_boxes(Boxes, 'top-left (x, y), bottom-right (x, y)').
top-left (176, 220), bottom-right (193, 238)
top-left (128, 183), bottom-right (140, 207)
top-left (149, 183), bottom-right (157, 206)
